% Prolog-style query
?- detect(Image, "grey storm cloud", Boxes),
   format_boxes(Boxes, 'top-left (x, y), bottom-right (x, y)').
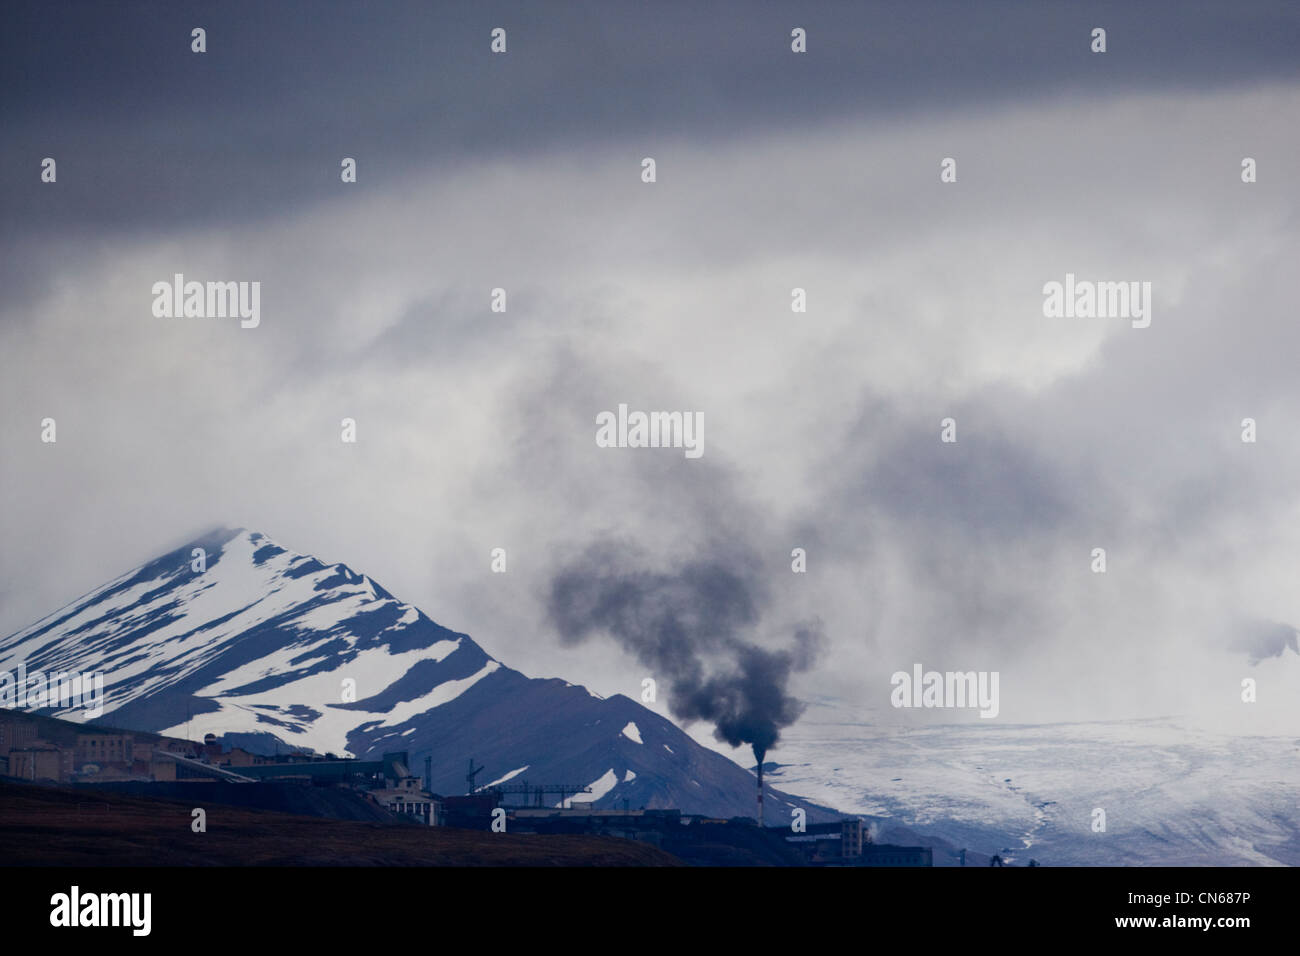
top-left (1230, 619), bottom-right (1300, 664)
top-left (3, 0), bottom-right (1298, 250)
top-left (2, 0), bottom-right (1299, 737)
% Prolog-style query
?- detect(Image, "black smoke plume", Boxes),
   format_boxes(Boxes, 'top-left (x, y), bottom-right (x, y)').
top-left (547, 538), bottom-right (824, 760)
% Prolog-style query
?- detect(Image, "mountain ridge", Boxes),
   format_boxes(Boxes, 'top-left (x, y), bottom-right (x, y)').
top-left (0, 527), bottom-right (839, 821)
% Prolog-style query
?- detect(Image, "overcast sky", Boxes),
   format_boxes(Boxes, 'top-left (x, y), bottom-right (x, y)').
top-left (3, 1), bottom-right (1298, 758)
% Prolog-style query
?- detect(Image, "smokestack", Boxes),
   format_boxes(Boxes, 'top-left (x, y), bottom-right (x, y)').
top-left (754, 744), bottom-right (765, 827)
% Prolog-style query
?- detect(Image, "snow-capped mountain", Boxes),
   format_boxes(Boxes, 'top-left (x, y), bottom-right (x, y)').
top-left (0, 527), bottom-right (830, 820)
top-left (12, 527), bottom-right (1288, 864)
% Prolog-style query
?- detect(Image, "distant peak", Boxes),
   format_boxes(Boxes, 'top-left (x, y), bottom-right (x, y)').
top-left (178, 525), bottom-right (244, 550)
top-left (179, 527), bottom-right (291, 563)
top-left (193, 524), bottom-right (247, 540)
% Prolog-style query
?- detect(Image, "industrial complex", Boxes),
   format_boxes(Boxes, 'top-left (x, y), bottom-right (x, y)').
top-left (1, 711), bottom-right (931, 866)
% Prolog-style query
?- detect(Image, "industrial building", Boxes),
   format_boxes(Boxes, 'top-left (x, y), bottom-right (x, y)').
top-left (778, 818), bottom-right (931, 866)
top-left (859, 845), bottom-right (933, 866)
top-left (1, 713), bottom-right (937, 864)
top-left (6, 744), bottom-right (68, 781)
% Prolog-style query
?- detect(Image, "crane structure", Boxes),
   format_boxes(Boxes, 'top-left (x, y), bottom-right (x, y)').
top-left (465, 758), bottom-right (485, 794)
top-left (464, 758), bottom-right (595, 807)
top-left (487, 781), bottom-right (595, 808)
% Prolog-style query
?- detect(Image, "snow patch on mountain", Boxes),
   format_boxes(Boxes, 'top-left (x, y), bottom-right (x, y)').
top-left (377, 662), bottom-right (501, 728)
top-left (572, 769), bottom-right (619, 804)
top-left (486, 765), bottom-right (530, 788)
